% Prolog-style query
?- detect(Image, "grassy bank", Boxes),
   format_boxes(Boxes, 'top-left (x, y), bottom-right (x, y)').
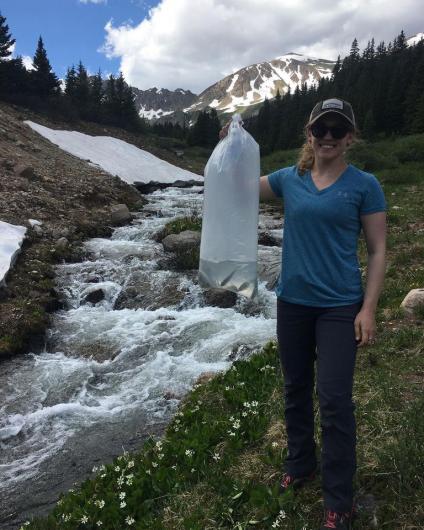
top-left (24, 134), bottom-right (424, 529)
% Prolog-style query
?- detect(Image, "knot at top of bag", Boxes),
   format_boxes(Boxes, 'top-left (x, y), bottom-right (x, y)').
top-left (230, 113), bottom-right (243, 131)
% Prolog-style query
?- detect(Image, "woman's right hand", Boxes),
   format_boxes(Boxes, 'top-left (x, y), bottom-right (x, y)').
top-left (219, 120), bottom-right (231, 140)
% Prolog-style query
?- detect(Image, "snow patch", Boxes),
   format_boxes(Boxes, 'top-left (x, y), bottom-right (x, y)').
top-left (138, 106), bottom-right (174, 120)
top-left (226, 74), bottom-right (239, 93)
top-left (25, 121), bottom-right (202, 185)
top-left (407, 33), bottom-right (424, 46)
top-left (0, 221), bottom-right (27, 287)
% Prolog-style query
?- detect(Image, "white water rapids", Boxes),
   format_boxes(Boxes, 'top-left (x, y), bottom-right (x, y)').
top-left (0, 186), bottom-right (281, 529)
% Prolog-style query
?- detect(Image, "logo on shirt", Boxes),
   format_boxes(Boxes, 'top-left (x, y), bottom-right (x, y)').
top-left (337, 191), bottom-right (349, 198)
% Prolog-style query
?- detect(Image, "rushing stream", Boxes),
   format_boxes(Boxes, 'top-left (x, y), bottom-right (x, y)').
top-left (0, 186), bottom-right (281, 529)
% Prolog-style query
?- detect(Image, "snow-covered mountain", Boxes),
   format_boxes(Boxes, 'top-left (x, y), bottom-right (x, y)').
top-left (134, 52), bottom-right (336, 123)
top-left (407, 32), bottom-right (424, 46)
top-left (133, 33), bottom-right (424, 124)
top-left (188, 53), bottom-right (335, 115)
top-left (132, 87), bottom-right (197, 121)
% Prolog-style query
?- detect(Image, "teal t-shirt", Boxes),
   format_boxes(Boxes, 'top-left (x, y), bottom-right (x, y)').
top-left (267, 164), bottom-right (386, 307)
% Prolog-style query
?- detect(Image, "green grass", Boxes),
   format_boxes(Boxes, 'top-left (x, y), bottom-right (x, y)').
top-left (156, 216), bottom-right (202, 242)
top-left (23, 134), bottom-right (424, 530)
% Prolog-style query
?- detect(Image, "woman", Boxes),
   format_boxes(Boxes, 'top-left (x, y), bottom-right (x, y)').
top-left (222, 98), bottom-right (387, 529)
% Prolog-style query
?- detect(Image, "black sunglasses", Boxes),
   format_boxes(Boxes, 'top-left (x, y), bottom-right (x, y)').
top-left (310, 122), bottom-right (353, 139)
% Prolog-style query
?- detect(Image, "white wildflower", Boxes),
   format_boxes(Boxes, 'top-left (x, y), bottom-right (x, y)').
top-left (120, 501), bottom-right (127, 508)
top-left (126, 516), bottom-right (135, 526)
top-left (119, 492), bottom-right (126, 500)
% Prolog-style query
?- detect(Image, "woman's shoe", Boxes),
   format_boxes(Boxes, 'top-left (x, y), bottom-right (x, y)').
top-left (320, 508), bottom-right (355, 529)
top-left (279, 469), bottom-right (317, 493)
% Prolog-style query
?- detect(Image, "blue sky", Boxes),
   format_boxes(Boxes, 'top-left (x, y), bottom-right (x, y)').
top-left (2, 1), bottom-right (423, 93)
top-left (2, 0), bottom-right (159, 78)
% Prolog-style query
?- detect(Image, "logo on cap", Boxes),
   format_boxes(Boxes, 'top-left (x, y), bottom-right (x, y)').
top-left (322, 99), bottom-right (344, 110)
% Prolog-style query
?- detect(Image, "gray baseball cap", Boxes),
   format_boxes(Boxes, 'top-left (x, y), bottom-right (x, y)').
top-left (307, 98), bottom-right (356, 128)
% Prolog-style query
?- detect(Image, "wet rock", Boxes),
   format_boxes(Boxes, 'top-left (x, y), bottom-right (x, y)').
top-left (257, 246), bottom-right (281, 290)
top-left (258, 232), bottom-right (281, 247)
top-left (84, 289), bottom-right (105, 304)
top-left (228, 344), bottom-right (257, 361)
top-left (203, 288), bottom-right (237, 308)
top-left (55, 237), bottom-right (69, 250)
top-left (163, 391), bottom-right (180, 400)
top-left (162, 230), bottom-right (201, 253)
top-left (110, 204), bottom-right (132, 226)
top-left (401, 288), bottom-right (424, 316)
top-left (114, 270), bottom-right (187, 310)
top-left (133, 179), bottom-right (202, 194)
top-left (195, 371), bottom-right (216, 386)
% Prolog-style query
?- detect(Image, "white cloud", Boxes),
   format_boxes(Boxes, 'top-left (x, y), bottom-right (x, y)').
top-left (101, 0), bottom-right (424, 93)
top-left (22, 56), bottom-right (35, 70)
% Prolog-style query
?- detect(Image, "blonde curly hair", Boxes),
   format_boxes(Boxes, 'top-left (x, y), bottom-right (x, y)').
top-left (297, 124), bottom-right (359, 176)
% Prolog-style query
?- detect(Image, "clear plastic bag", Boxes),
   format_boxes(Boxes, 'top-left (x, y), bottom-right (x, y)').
top-left (199, 114), bottom-right (260, 298)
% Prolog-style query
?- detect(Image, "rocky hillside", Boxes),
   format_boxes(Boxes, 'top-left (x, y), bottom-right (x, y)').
top-left (0, 102), bottom-right (147, 360)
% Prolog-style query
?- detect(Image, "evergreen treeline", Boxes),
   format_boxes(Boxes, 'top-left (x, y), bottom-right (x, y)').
top-left (245, 31), bottom-right (424, 154)
top-left (0, 12), bottom-right (145, 132)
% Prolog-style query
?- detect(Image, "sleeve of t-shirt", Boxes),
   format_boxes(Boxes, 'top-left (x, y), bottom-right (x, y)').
top-left (267, 167), bottom-right (290, 198)
top-left (360, 175), bottom-right (387, 215)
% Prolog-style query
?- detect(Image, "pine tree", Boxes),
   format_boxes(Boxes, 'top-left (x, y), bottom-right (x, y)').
top-left (362, 109), bottom-right (377, 139)
top-left (88, 69), bottom-right (104, 121)
top-left (65, 65), bottom-right (77, 99)
top-left (0, 11), bottom-right (15, 59)
top-left (411, 92), bottom-right (424, 133)
top-left (74, 61), bottom-right (90, 117)
top-left (349, 38), bottom-right (360, 61)
top-left (104, 74), bottom-right (117, 123)
top-left (206, 108), bottom-right (221, 146)
top-left (31, 36), bottom-right (60, 99)
top-left (392, 30), bottom-right (408, 54)
top-left (376, 41), bottom-right (387, 58)
top-left (0, 55), bottom-right (30, 99)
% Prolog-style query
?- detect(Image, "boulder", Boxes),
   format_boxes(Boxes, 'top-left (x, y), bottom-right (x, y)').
top-left (258, 232), bottom-right (281, 247)
top-left (203, 288), bottom-right (237, 308)
top-left (162, 230), bottom-right (201, 253)
top-left (114, 270), bottom-right (187, 310)
top-left (401, 288), bottom-right (424, 316)
top-left (55, 237), bottom-right (69, 250)
top-left (83, 289), bottom-right (105, 304)
top-left (14, 164), bottom-right (36, 180)
top-left (133, 179), bottom-right (202, 194)
top-left (110, 204), bottom-right (132, 226)
top-left (195, 371), bottom-right (216, 386)
top-left (257, 246), bottom-right (281, 290)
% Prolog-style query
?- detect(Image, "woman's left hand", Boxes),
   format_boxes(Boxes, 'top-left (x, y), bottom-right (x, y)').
top-left (354, 308), bottom-right (376, 347)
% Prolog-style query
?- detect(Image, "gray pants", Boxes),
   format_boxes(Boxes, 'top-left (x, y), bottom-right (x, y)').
top-left (277, 298), bottom-right (362, 512)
